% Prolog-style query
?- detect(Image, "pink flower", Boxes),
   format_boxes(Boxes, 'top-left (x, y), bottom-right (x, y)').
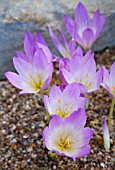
top-left (42, 109), bottom-right (94, 161)
top-left (44, 83), bottom-right (86, 118)
top-left (5, 49), bottom-right (53, 94)
top-left (64, 2), bottom-right (105, 50)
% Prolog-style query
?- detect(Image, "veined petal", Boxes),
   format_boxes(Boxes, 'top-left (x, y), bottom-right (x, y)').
top-left (75, 2), bottom-right (90, 26)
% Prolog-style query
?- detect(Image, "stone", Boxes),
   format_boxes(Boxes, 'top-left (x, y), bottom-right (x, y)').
top-left (0, 0), bottom-right (115, 79)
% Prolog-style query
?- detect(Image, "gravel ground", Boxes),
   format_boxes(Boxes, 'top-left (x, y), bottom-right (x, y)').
top-left (0, 47), bottom-right (115, 170)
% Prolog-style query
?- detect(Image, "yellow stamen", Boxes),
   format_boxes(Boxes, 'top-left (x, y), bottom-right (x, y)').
top-left (80, 79), bottom-right (82, 83)
top-left (58, 99), bottom-right (61, 104)
top-left (29, 73), bottom-right (44, 91)
top-left (86, 73), bottom-right (88, 78)
top-left (85, 82), bottom-right (92, 89)
top-left (58, 131), bottom-right (73, 151)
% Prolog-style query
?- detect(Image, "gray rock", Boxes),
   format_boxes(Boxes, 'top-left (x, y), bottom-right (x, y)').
top-left (0, 0), bottom-right (115, 79)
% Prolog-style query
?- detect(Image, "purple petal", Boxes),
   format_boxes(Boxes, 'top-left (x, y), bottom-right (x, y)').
top-left (75, 2), bottom-right (90, 26)
top-left (49, 85), bottom-right (62, 100)
top-left (35, 32), bottom-right (47, 46)
top-left (64, 15), bottom-right (74, 36)
top-left (63, 83), bottom-right (80, 99)
top-left (33, 49), bottom-right (48, 69)
top-left (74, 46), bottom-right (83, 57)
top-left (37, 43), bottom-right (53, 62)
top-left (24, 31), bottom-right (35, 61)
top-left (61, 68), bottom-right (75, 84)
top-left (16, 51), bottom-right (28, 62)
top-left (66, 108), bottom-right (86, 129)
top-left (49, 27), bottom-right (66, 57)
top-left (5, 72), bottom-right (23, 89)
top-left (13, 57), bottom-right (31, 76)
top-left (74, 145), bottom-right (91, 159)
top-left (82, 28), bottom-right (94, 50)
top-left (41, 76), bottom-right (52, 91)
top-left (58, 26), bottom-right (69, 50)
top-left (43, 95), bottom-right (54, 115)
top-left (69, 40), bottom-right (76, 57)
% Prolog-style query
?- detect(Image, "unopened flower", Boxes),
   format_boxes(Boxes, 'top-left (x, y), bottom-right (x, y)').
top-left (44, 83), bottom-right (86, 118)
top-left (5, 49), bottom-right (53, 94)
top-left (102, 62), bottom-right (115, 97)
top-left (64, 2), bottom-right (105, 50)
top-left (42, 109), bottom-right (94, 161)
top-left (103, 118), bottom-right (110, 151)
top-left (16, 31), bottom-right (53, 63)
top-left (61, 55), bottom-right (102, 93)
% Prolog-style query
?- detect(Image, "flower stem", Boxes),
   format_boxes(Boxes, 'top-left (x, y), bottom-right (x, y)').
top-left (108, 97), bottom-right (115, 131)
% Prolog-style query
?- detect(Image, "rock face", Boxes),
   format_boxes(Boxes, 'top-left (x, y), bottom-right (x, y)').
top-left (0, 0), bottom-right (115, 79)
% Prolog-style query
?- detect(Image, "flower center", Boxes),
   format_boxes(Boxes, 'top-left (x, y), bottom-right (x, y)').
top-left (76, 74), bottom-right (92, 90)
top-left (112, 86), bottom-right (115, 96)
top-left (56, 99), bottom-right (73, 118)
top-left (29, 73), bottom-right (44, 91)
top-left (58, 131), bottom-right (73, 151)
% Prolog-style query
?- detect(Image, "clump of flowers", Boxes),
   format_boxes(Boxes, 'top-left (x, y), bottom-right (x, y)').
top-left (5, 2), bottom-right (114, 161)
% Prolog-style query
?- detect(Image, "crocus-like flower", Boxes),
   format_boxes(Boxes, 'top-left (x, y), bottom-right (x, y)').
top-left (59, 46), bottom-right (94, 83)
top-left (103, 118), bottom-right (110, 151)
top-left (49, 26), bottom-right (78, 59)
top-left (64, 2), bottom-right (105, 50)
top-left (42, 109), bottom-right (94, 161)
top-left (102, 62), bottom-right (115, 97)
top-left (61, 55), bottom-right (102, 93)
top-left (44, 83), bottom-right (86, 118)
top-left (16, 31), bottom-right (53, 63)
top-left (5, 49), bottom-right (53, 94)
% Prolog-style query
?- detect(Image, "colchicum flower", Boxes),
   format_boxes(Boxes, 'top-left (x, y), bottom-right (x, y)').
top-left (103, 118), bottom-right (110, 151)
top-left (64, 2), bottom-right (105, 50)
top-left (16, 31), bottom-right (53, 63)
top-left (102, 62), bottom-right (115, 97)
top-left (5, 49), bottom-right (53, 94)
top-left (44, 83), bottom-right (86, 118)
top-left (42, 109), bottom-right (94, 161)
top-left (61, 55), bottom-right (102, 93)
top-left (59, 46), bottom-right (94, 83)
